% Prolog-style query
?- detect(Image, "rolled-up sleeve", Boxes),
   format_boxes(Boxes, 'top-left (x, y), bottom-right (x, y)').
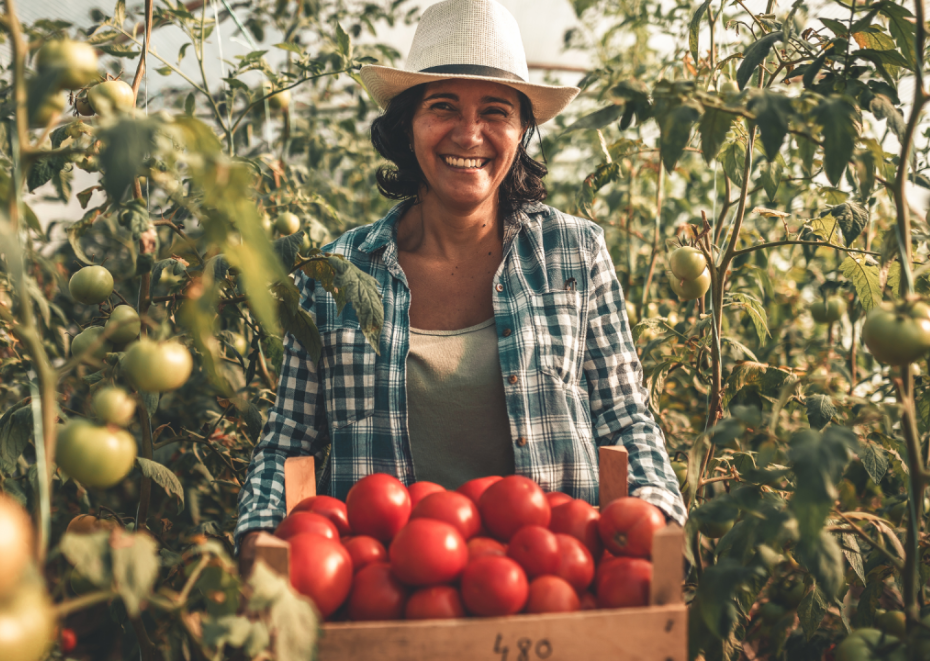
top-left (234, 274), bottom-right (329, 549)
top-left (583, 231), bottom-right (686, 526)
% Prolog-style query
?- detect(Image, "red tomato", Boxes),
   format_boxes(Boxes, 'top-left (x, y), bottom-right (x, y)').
top-left (389, 519), bottom-right (468, 586)
top-left (274, 511), bottom-right (338, 542)
top-left (596, 556), bottom-right (652, 608)
top-left (346, 473), bottom-right (411, 542)
top-left (290, 495), bottom-right (351, 536)
top-left (346, 562), bottom-right (408, 621)
top-left (467, 536), bottom-right (507, 561)
top-left (343, 535), bottom-right (387, 573)
top-left (554, 533), bottom-right (594, 593)
top-left (405, 585), bottom-right (466, 620)
top-left (545, 491), bottom-right (573, 508)
top-left (550, 499), bottom-right (602, 559)
top-left (408, 481), bottom-right (446, 508)
top-left (597, 497), bottom-right (665, 558)
top-left (579, 591), bottom-right (597, 610)
top-left (478, 476), bottom-right (550, 541)
top-left (461, 556), bottom-right (528, 616)
top-left (506, 525), bottom-right (560, 578)
top-left (456, 475), bottom-right (502, 504)
top-left (288, 533), bottom-right (353, 618)
top-left (60, 628), bottom-right (78, 653)
top-left (526, 575), bottom-right (581, 613)
top-left (411, 491), bottom-right (481, 540)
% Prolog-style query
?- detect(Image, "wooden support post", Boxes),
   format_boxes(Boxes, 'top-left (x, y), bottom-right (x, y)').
top-left (253, 532), bottom-right (290, 577)
top-left (598, 445), bottom-right (628, 506)
top-left (650, 524), bottom-right (684, 605)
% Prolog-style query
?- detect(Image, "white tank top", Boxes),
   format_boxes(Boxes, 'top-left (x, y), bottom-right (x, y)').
top-left (406, 317), bottom-right (515, 488)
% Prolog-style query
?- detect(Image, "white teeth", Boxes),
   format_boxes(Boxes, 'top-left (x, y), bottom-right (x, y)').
top-left (445, 157), bottom-right (484, 169)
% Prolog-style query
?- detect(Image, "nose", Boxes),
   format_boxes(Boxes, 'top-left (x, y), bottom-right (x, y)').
top-left (450, 113), bottom-right (483, 150)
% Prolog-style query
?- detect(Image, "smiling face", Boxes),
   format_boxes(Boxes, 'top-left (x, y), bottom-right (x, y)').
top-left (410, 79), bottom-right (526, 213)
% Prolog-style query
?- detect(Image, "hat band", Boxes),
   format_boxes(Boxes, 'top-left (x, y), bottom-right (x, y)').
top-left (419, 64), bottom-right (525, 82)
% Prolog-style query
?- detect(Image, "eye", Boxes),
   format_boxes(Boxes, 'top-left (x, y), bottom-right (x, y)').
top-left (428, 102), bottom-right (455, 111)
top-left (483, 106), bottom-right (510, 117)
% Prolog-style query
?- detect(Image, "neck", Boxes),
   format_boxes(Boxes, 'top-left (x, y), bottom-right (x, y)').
top-left (398, 190), bottom-right (504, 259)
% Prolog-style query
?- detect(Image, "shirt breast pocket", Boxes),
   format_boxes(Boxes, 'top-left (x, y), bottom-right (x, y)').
top-left (319, 329), bottom-right (376, 430)
top-left (532, 290), bottom-right (584, 385)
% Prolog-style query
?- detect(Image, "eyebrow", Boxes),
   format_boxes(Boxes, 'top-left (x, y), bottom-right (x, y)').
top-left (422, 92), bottom-right (515, 107)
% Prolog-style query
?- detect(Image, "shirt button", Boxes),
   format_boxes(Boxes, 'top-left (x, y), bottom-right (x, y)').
top-left (508, 374), bottom-right (518, 385)
top-left (495, 283), bottom-right (504, 292)
top-left (516, 436), bottom-right (527, 447)
top-left (503, 328), bottom-right (512, 337)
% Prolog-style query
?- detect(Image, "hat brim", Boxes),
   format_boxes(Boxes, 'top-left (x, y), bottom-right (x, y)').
top-left (359, 65), bottom-right (579, 125)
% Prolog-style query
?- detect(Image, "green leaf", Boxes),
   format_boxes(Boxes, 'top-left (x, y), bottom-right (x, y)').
top-left (859, 441), bottom-right (888, 484)
top-left (335, 23), bottom-right (352, 59)
top-left (67, 208), bottom-right (101, 266)
top-left (244, 403), bottom-right (264, 442)
top-left (869, 95), bottom-right (906, 142)
top-left (202, 615), bottom-right (270, 657)
top-left (76, 186), bottom-right (100, 210)
top-left (647, 361), bottom-right (674, 414)
top-left (854, 47), bottom-right (912, 70)
top-left (798, 584), bottom-right (828, 639)
top-left (760, 158), bottom-right (783, 200)
top-left (111, 530), bottom-right (160, 616)
top-left (136, 457), bottom-right (184, 507)
top-left (276, 281), bottom-right (323, 361)
top-left (0, 406), bottom-right (32, 474)
top-left (789, 427), bottom-right (856, 541)
top-left (805, 393), bottom-right (836, 430)
top-left (697, 559), bottom-right (767, 637)
top-left (828, 202), bottom-right (869, 246)
top-left (839, 255), bottom-right (881, 311)
top-left (139, 391), bottom-right (159, 418)
top-left (561, 105), bottom-right (625, 134)
top-left (689, 0), bottom-right (711, 64)
top-left (659, 101), bottom-right (702, 173)
top-left (274, 42), bottom-right (304, 55)
top-left (327, 256), bottom-right (384, 353)
top-left (874, 1), bottom-right (917, 64)
top-left (98, 119), bottom-right (158, 201)
top-left (718, 139), bottom-right (745, 188)
top-left (796, 531), bottom-right (846, 597)
top-left (21, 203), bottom-right (43, 236)
top-left (247, 562), bottom-right (319, 660)
top-left (60, 531), bottom-right (113, 588)
top-left (820, 18), bottom-right (848, 37)
top-left (815, 96), bottom-right (860, 186)
top-left (840, 532), bottom-right (866, 585)
top-left (736, 31), bottom-right (783, 90)
top-left (698, 107), bottom-right (735, 163)
top-left (722, 361), bottom-right (768, 409)
top-left (727, 293), bottom-right (770, 344)
top-left (749, 91), bottom-right (792, 160)
top-left (98, 43), bottom-right (140, 58)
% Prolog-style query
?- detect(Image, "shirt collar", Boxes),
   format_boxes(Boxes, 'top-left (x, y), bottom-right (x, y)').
top-left (358, 200), bottom-right (546, 254)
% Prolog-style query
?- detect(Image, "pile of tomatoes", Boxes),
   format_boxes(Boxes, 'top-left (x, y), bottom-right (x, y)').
top-left (270, 473), bottom-right (667, 621)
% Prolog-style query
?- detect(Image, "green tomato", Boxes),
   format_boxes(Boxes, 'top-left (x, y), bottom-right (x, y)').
top-left (834, 628), bottom-right (904, 661)
top-left (87, 79), bottom-right (135, 115)
top-left (229, 332), bottom-right (249, 357)
top-left (862, 301), bottom-right (930, 365)
top-left (35, 40), bottom-right (98, 90)
top-left (758, 602), bottom-right (786, 624)
top-left (669, 268), bottom-right (711, 301)
top-left (105, 305), bottom-right (141, 345)
top-left (275, 212), bottom-right (301, 235)
top-left (57, 419), bottom-right (137, 489)
top-left (74, 95), bottom-right (94, 116)
top-left (771, 579), bottom-right (806, 609)
top-left (69, 265), bottom-right (113, 305)
top-left (698, 518), bottom-right (734, 539)
top-left (28, 90), bottom-right (66, 129)
top-left (262, 80), bottom-right (291, 111)
top-left (669, 247), bottom-right (707, 281)
top-left (874, 610), bottom-right (906, 638)
top-left (122, 339), bottom-right (193, 392)
top-left (0, 583), bottom-right (56, 661)
top-left (71, 327), bottom-right (110, 361)
top-left (811, 296), bottom-right (847, 324)
top-left (92, 386), bottom-right (136, 427)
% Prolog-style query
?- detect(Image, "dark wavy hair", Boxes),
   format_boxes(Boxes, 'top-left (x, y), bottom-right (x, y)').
top-left (370, 83), bottom-right (547, 212)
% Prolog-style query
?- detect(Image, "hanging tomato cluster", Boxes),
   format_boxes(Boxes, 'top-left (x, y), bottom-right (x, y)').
top-left (271, 473), bottom-right (667, 621)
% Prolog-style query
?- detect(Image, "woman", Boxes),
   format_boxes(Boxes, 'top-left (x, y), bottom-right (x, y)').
top-left (236, 0), bottom-right (684, 569)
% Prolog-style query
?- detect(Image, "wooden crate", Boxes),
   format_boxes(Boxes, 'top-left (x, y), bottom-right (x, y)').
top-left (254, 446), bottom-right (687, 661)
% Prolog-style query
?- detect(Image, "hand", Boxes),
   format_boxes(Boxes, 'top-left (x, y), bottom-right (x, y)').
top-left (238, 530), bottom-right (268, 579)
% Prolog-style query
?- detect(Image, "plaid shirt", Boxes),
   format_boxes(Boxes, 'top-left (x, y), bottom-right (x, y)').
top-left (235, 201), bottom-right (686, 546)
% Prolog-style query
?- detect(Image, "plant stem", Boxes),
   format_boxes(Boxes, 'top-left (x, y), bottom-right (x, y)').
top-left (731, 240), bottom-right (879, 258)
top-left (639, 165), bottom-right (664, 317)
top-left (130, 0), bottom-right (154, 101)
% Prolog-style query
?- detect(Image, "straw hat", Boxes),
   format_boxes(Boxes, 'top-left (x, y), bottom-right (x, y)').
top-left (359, 0), bottom-right (580, 124)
